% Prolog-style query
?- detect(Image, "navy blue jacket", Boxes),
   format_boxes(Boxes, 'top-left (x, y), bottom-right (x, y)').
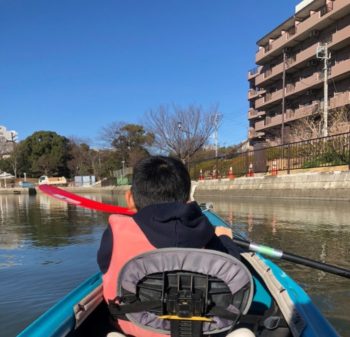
top-left (97, 201), bottom-right (242, 273)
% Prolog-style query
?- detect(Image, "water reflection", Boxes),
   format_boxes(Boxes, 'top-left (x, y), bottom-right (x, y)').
top-left (207, 198), bottom-right (350, 260)
top-left (0, 192), bottom-right (120, 337)
top-left (1, 193), bottom-right (349, 336)
top-left (197, 196), bottom-right (350, 335)
top-left (0, 193), bottom-right (125, 249)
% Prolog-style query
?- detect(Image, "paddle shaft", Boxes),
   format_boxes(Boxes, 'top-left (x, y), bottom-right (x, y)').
top-left (39, 185), bottom-right (350, 279)
top-left (233, 238), bottom-right (350, 279)
top-left (38, 184), bottom-right (134, 215)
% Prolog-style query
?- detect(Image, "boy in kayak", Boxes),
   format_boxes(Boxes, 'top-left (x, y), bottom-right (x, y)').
top-left (97, 155), bottom-right (243, 337)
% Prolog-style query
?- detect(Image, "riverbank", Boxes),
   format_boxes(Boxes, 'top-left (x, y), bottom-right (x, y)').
top-left (2, 169), bottom-right (350, 201)
top-left (0, 187), bottom-right (36, 195)
top-left (193, 170), bottom-right (350, 201)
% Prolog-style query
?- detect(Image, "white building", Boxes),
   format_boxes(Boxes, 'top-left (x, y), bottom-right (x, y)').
top-left (0, 125), bottom-right (18, 157)
top-left (0, 125), bottom-right (17, 142)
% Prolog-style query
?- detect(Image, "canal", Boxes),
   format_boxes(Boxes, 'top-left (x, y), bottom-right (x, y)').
top-left (0, 192), bottom-right (349, 336)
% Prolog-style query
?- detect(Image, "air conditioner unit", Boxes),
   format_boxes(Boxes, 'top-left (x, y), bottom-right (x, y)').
top-left (307, 59), bottom-right (318, 66)
top-left (310, 30), bottom-right (320, 37)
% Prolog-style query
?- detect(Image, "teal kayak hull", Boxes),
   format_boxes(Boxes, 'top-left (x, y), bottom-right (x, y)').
top-left (17, 210), bottom-right (339, 337)
top-left (18, 273), bottom-right (102, 337)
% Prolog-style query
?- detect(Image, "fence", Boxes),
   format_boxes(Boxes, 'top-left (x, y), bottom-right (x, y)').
top-left (113, 167), bottom-right (133, 185)
top-left (190, 132), bottom-right (350, 179)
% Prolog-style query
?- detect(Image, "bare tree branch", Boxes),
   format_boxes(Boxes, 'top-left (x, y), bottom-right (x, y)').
top-left (289, 106), bottom-right (350, 142)
top-left (99, 121), bottom-right (126, 147)
top-left (146, 104), bottom-right (221, 162)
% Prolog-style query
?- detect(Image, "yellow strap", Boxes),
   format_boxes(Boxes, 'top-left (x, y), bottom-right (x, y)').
top-left (158, 315), bottom-right (212, 322)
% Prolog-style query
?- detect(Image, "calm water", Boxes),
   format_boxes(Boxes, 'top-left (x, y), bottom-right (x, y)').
top-left (1, 193), bottom-right (349, 337)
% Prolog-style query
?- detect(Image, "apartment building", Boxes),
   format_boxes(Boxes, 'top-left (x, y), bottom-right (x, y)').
top-left (0, 125), bottom-right (18, 157)
top-left (248, 0), bottom-right (350, 145)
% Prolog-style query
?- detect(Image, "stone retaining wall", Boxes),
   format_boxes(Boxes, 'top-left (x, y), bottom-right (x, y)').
top-left (193, 171), bottom-right (350, 201)
top-left (0, 187), bottom-right (36, 195)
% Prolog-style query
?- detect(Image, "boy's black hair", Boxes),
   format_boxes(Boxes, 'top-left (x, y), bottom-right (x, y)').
top-left (131, 156), bottom-right (191, 210)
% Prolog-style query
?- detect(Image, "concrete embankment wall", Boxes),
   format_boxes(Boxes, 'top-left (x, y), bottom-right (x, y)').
top-left (0, 187), bottom-right (36, 195)
top-left (193, 171), bottom-right (350, 201)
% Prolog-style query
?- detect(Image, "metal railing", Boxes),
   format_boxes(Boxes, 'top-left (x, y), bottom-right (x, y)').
top-left (248, 66), bottom-right (260, 77)
top-left (191, 132), bottom-right (350, 179)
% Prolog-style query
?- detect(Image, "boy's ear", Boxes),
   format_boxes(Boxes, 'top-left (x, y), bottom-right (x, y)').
top-left (125, 189), bottom-right (137, 212)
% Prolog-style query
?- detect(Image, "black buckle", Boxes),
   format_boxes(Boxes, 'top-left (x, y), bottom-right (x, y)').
top-left (166, 289), bottom-right (205, 318)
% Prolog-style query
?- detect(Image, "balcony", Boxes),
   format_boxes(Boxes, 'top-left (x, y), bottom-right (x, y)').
top-left (254, 120), bottom-right (266, 131)
top-left (255, 0), bottom-right (350, 64)
top-left (330, 59), bottom-right (350, 79)
top-left (254, 62), bottom-right (348, 109)
top-left (286, 101), bottom-right (321, 122)
top-left (330, 91), bottom-right (350, 109)
top-left (256, 46), bottom-right (321, 87)
top-left (248, 88), bottom-right (266, 100)
top-left (256, 10), bottom-right (321, 63)
top-left (248, 128), bottom-right (265, 139)
top-left (248, 109), bottom-right (266, 120)
top-left (248, 66), bottom-right (262, 80)
top-left (254, 22), bottom-right (350, 87)
top-left (265, 114), bottom-right (283, 128)
top-left (249, 92), bottom-right (350, 139)
top-left (331, 24), bottom-right (350, 48)
top-left (294, 73), bottom-right (321, 93)
top-left (255, 88), bottom-right (283, 109)
top-left (255, 62), bottom-right (284, 86)
top-left (255, 96), bottom-right (265, 108)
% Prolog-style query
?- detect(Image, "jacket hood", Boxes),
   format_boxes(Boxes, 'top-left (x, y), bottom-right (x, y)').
top-left (133, 201), bottom-right (215, 248)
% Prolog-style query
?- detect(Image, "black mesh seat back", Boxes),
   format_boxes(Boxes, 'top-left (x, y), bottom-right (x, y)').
top-left (116, 248), bottom-right (253, 335)
top-left (136, 272), bottom-right (251, 317)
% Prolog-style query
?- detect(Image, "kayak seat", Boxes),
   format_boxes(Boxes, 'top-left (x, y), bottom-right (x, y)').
top-left (108, 248), bottom-right (254, 337)
top-left (106, 327), bottom-right (256, 337)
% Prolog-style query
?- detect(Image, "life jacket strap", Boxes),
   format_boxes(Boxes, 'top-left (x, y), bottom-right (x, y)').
top-left (108, 300), bottom-right (161, 320)
top-left (170, 319), bottom-right (203, 337)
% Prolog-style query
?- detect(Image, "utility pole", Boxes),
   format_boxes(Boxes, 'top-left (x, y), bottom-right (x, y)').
top-left (214, 113), bottom-right (219, 158)
top-left (121, 160), bottom-right (125, 178)
top-left (213, 113), bottom-right (221, 179)
top-left (177, 122), bottom-right (191, 169)
top-left (316, 43), bottom-right (331, 137)
top-left (281, 49), bottom-right (287, 145)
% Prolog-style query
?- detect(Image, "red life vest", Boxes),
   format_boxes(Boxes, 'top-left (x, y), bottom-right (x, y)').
top-left (102, 214), bottom-right (168, 337)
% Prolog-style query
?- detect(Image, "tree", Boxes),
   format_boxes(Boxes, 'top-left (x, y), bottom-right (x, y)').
top-left (68, 138), bottom-right (95, 177)
top-left (99, 122), bottom-right (124, 148)
top-left (17, 131), bottom-right (71, 177)
top-left (146, 104), bottom-right (221, 162)
top-left (0, 158), bottom-right (11, 173)
top-left (94, 149), bottom-right (120, 178)
top-left (100, 123), bottom-right (154, 168)
top-left (6, 143), bottom-right (20, 178)
top-left (289, 107), bottom-right (350, 142)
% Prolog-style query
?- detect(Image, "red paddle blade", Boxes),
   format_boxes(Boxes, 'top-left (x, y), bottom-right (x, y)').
top-left (38, 184), bottom-right (135, 215)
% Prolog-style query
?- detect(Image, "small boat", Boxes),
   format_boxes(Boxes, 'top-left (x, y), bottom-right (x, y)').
top-left (17, 209), bottom-right (340, 337)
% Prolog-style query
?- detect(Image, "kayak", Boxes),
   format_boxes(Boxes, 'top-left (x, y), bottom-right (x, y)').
top-left (17, 209), bottom-right (340, 337)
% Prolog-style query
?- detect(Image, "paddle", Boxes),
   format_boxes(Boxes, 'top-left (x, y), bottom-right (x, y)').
top-left (38, 184), bottom-right (350, 279)
top-left (38, 184), bottom-right (135, 215)
top-left (232, 237), bottom-right (350, 279)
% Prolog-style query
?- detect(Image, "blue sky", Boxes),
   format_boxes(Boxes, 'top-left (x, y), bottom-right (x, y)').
top-left (0, 0), bottom-right (299, 147)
